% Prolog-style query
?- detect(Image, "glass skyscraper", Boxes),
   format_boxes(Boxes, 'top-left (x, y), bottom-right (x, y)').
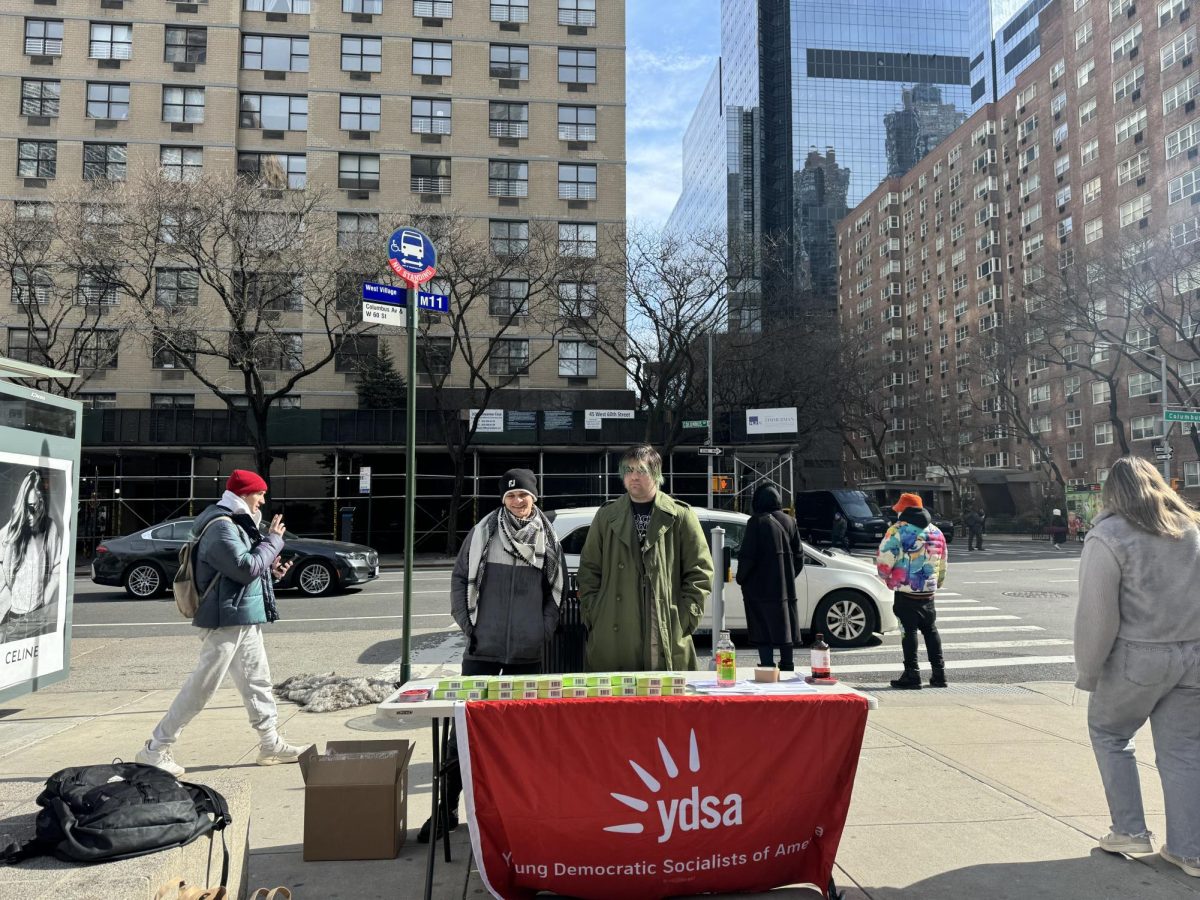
top-left (672, 0), bottom-right (993, 322)
top-left (969, 0), bottom-right (1050, 108)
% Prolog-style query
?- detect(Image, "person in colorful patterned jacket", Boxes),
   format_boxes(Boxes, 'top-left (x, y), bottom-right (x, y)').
top-left (875, 492), bottom-right (949, 689)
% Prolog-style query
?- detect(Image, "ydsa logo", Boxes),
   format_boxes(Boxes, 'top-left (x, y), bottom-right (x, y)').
top-left (603, 728), bottom-right (743, 844)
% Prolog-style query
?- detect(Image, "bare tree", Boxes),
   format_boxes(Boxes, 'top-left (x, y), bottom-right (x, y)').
top-left (409, 212), bottom-right (571, 554)
top-left (0, 199), bottom-right (127, 394)
top-left (65, 170), bottom-right (383, 476)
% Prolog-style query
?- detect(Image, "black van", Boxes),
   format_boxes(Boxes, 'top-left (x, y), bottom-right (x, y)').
top-left (794, 489), bottom-right (889, 548)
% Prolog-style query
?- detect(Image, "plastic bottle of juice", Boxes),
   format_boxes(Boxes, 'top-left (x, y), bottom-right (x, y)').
top-left (810, 633), bottom-right (832, 679)
top-left (715, 631), bottom-right (737, 687)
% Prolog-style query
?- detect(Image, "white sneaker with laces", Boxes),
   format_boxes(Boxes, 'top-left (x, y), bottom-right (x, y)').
top-left (257, 738), bottom-right (307, 766)
top-left (1098, 831), bottom-right (1153, 855)
top-left (136, 740), bottom-right (185, 777)
top-left (1161, 847), bottom-right (1200, 877)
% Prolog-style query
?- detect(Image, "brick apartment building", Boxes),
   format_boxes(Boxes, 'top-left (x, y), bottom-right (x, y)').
top-left (1, 0), bottom-right (632, 547)
top-left (837, 0), bottom-right (1200, 519)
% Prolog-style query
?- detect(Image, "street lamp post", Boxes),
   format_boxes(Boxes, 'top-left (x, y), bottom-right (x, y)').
top-left (706, 331), bottom-right (713, 509)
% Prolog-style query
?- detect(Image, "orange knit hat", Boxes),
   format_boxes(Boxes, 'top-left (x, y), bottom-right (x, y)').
top-left (892, 492), bottom-right (924, 513)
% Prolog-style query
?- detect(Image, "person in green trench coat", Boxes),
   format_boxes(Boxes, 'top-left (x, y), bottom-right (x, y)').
top-left (577, 445), bottom-right (714, 671)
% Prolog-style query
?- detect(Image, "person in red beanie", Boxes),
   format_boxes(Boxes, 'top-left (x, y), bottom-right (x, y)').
top-left (875, 492), bottom-right (949, 689)
top-left (136, 469), bottom-right (306, 775)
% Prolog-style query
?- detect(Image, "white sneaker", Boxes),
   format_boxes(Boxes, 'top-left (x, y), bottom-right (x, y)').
top-left (1161, 847), bottom-right (1200, 877)
top-left (257, 738), bottom-right (307, 766)
top-left (1099, 831), bottom-right (1153, 855)
top-left (136, 740), bottom-right (185, 777)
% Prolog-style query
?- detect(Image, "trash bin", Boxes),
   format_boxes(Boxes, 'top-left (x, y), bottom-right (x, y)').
top-left (340, 506), bottom-right (355, 543)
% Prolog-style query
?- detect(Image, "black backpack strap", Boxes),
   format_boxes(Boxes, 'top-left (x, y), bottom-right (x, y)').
top-left (187, 781), bottom-right (231, 888)
top-left (1, 837), bottom-right (53, 866)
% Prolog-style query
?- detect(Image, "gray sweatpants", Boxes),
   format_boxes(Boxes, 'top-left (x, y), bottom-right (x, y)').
top-left (1087, 637), bottom-right (1200, 862)
top-left (151, 624), bottom-right (279, 751)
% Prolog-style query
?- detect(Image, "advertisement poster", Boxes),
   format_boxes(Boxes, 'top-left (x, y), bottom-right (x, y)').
top-left (1066, 486), bottom-right (1103, 535)
top-left (459, 695), bottom-right (868, 900)
top-left (0, 452), bottom-right (73, 692)
top-left (746, 408), bottom-right (798, 435)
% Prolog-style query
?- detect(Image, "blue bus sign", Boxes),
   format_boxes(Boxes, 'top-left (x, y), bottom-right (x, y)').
top-left (417, 292), bottom-right (450, 313)
top-left (362, 282), bottom-right (403, 303)
top-left (387, 227), bottom-right (437, 285)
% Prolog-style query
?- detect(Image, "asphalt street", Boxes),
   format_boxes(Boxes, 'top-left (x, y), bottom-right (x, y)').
top-left (66, 540), bottom-right (1082, 690)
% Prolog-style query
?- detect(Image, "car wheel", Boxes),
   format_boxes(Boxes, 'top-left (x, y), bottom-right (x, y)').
top-left (295, 560), bottom-right (336, 597)
top-left (125, 563), bottom-right (165, 599)
top-left (813, 590), bottom-right (878, 648)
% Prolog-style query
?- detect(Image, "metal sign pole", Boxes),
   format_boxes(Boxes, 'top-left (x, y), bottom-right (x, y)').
top-left (709, 526), bottom-right (725, 641)
top-left (402, 283), bottom-right (417, 684)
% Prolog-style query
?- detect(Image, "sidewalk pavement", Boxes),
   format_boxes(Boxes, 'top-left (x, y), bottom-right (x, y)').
top-left (1, 680), bottom-right (1196, 899)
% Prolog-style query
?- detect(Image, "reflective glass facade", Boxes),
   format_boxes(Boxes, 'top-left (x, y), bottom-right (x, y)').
top-left (668, 61), bottom-right (727, 237)
top-left (969, 0), bottom-right (1036, 107)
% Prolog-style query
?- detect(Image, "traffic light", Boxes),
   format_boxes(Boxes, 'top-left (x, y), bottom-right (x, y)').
top-left (712, 475), bottom-right (730, 493)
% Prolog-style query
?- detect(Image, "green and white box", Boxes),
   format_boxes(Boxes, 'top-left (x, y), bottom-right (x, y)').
top-left (562, 686), bottom-right (589, 698)
top-left (433, 688), bottom-right (486, 701)
top-left (537, 687), bottom-right (563, 699)
top-left (561, 674), bottom-right (589, 688)
top-left (586, 685), bottom-right (614, 698)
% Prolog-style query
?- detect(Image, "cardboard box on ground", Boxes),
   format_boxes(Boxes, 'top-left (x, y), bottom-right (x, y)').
top-left (298, 740), bottom-right (415, 861)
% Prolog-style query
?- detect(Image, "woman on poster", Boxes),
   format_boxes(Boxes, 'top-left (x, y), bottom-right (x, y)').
top-left (0, 470), bottom-right (63, 642)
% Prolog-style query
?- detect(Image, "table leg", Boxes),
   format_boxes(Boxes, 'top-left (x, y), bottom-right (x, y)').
top-left (424, 717), bottom-right (440, 900)
top-left (439, 716), bottom-right (454, 862)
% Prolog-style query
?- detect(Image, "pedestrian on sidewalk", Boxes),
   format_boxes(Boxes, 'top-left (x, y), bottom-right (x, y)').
top-left (1050, 508), bottom-right (1068, 549)
top-left (137, 470), bottom-right (305, 777)
top-left (419, 468), bottom-right (565, 843)
top-left (965, 507), bottom-right (985, 551)
top-left (578, 445), bottom-right (713, 672)
top-left (875, 493), bottom-right (948, 689)
top-left (1074, 456), bottom-right (1200, 877)
top-left (829, 511), bottom-right (851, 553)
top-left (736, 483), bottom-right (804, 671)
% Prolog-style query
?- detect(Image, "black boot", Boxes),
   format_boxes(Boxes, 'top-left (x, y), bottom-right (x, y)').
top-left (890, 668), bottom-right (923, 690)
top-left (929, 667), bottom-right (948, 688)
top-left (417, 810), bottom-right (459, 843)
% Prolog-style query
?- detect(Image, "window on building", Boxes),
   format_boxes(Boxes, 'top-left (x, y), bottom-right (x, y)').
top-left (1029, 384), bottom-right (1051, 403)
top-left (559, 281), bottom-right (597, 317)
top-left (1162, 29), bottom-right (1196, 70)
top-left (558, 340), bottom-right (597, 376)
top-left (1079, 98), bottom-right (1097, 125)
top-left (337, 212), bottom-right (378, 249)
top-left (488, 101), bottom-right (527, 138)
top-left (1117, 108), bottom-right (1148, 143)
top-left (558, 222), bottom-right (597, 257)
top-left (1168, 119), bottom-right (1200, 161)
top-left (241, 35), bottom-right (309, 72)
top-left (1162, 0), bottom-right (1190, 25)
top-left (490, 220), bottom-right (528, 256)
top-left (237, 152), bottom-right (306, 189)
top-left (340, 94), bottom-right (380, 131)
top-left (20, 79), bottom-right (60, 117)
top-left (24, 19), bottom-right (63, 57)
top-left (419, 336), bottom-right (452, 376)
top-left (487, 159), bottom-right (528, 197)
top-left (1115, 151), bottom-right (1148, 186)
top-left (489, 338), bottom-right (529, 375)
top-left (240, 94), bottom-right (307, 131)
top-left (490, 44), bottom-right (529, 79)
top-left (412, 98), bottom-right (451, 134)
top-left (155, 269), bottom-right (199, 307)
top-left (165, 26), bottom-right (206, 64)
top-left (1187, 460), bottom-right (1200, 487)
top-left (11, 267), bottom-right (52, 306)
top-left (89, 22), bottom-right (132, 60)
top-left (1077, 58), bottom-right (1096, 88)
top-left (1164, 72), bottom-right (1200, 113)
top-left (337, 153), bottom-right (379, 190)
top-left (152, 332), bottom-right (197, 369)
top-left (1068, 441), bottom-right (1084, 460)
top-left (413, 0), bottom-right (452, 15)
top-left (80, 393), bottom-right (117, 409)
top-left (231, 331), bottom-right (303, 371)
top-left (341, 36), bottom-right (382, 72)
top-left (410, 156), bottom-right (450, 193)
top-left (163, 86), bottom-right (204, 124)
top-left (1120, 193), bottom-right (1152, 226)
top-left (412, 40), bottom-right (451, 75)
top-left (1169, 165), bottom-right (1200, 203)
top-left (17, 140), bottom-right (56, 179)
top-left (346, 0), bottom-right (384, 12)
top-left (86, 83), bottom-right (130, 120)
top-left (1182, 360), bottom-right (1200, 386)
top-left (558, 163), bottom-right (597, 200)
top-left (1076, 19), bottom-right (1093, 49)
top-left (1131, 415), bottom-right (1160, 440)
top-left (150, 394), bottom-right (196, 410)
top-left (488, 279), bottom-right (528, 317)
top-left (1114, 64), bottom-right (1145, 102)
top-left (1092, 381), bottom-right (1111, 404)
top-left (558, 47), bottom-right (596, 83)
top-left (1111, 22), bottom-right (1142, 61)
top-left (1065, 375), bottom-right (1081, 396)
top-left (1095, 421), bottom-right (1114, 444)
top-left (82, 143), bottom-right (127, 181)
top-left (1128, 371), bottom-right (1162, 396)
top-left (160, 146), bottom-right (202, 181)
top-left (75, 328), bottom-right (119, 368)
top-left (1084, 177), bottom-right (1102, 203)
top-left (1067, 409), bottom-right (1083, 428)
top-left (245, 0), bottom-right (311, 10)
top-left (1082, 138), bottom-right (1100, 164)
top-left (490, 0), bottom-right (528, 22)
top-left (559, 0), bottom-right (596, 26)
top-left (7, 327), bottom-right (49, 365)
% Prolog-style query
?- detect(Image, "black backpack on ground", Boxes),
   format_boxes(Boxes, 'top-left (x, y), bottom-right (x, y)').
top-left (1, 763), bottom-right (231, 885)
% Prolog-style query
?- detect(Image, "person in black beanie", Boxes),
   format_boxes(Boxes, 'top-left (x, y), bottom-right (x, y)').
top-left (419, 467), bottom-right (565, 842)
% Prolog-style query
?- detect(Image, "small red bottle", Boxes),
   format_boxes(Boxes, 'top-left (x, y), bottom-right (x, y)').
top-left (810, 633), bottom-right (831, 680)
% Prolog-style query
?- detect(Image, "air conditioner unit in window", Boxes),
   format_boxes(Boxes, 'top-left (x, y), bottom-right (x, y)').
top-left (514, 366), bottom-right (529, 376)
top-left (1188, 99), bottom-right (1197, 112)
top-left (1134, 131), bottom-right (1144, 143)
top-left (1129, 47), bottom-right (1139, 59)
top-left (1131, 89), bottom-right (1141, 101)
top-left (1184, 55), bottom-right (1194, 67)
top-left (1190, 146), bottom-right (1199, 159)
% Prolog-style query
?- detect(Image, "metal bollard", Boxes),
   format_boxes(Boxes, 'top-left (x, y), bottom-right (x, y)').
top-left (709, 526), bottom-right (724, 640)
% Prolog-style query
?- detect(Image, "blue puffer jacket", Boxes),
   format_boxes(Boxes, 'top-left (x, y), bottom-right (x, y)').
top-left (190, 503), bottom-right (284, 629)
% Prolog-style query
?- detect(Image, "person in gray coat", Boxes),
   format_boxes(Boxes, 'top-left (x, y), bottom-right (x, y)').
top-left (736, 483), bottom-right (804, 670)
top-left (1075, 456), bottom-right (1200, 876)
top-left (136, 470), bottom-right (305, 776)
top-left (420, 467), bottom-right (565, 842)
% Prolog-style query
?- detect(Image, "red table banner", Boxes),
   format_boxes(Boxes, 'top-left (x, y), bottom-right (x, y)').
top-left (457, 694), bottom-right (869, 900)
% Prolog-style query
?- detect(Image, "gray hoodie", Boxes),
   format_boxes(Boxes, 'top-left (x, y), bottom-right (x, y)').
top-left (1074, 511), bottom-right (1200, 690)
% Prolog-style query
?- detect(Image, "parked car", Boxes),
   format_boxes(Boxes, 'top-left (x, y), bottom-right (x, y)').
top-left (882, 507), bottom-right (957, 544)
top-left (91, 518), bottom-right (379, 599)
top-left (546, 506), bottom-right (897, 648)
top-left (793, 489), bottom-right (890, 548)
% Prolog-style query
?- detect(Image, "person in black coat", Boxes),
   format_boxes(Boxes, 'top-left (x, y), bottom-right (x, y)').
top-left (736, 483), bottom-right (805, 670)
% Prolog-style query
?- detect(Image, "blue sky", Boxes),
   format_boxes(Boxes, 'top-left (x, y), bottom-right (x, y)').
top-left (625, 1), bottom-right (721, 227)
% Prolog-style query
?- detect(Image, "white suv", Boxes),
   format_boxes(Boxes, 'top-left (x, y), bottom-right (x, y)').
top-left (547, 506), bottom-right (897, 647)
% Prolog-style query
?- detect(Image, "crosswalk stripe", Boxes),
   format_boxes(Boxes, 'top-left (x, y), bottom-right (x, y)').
top-left (835, 639), bottom-right (1073, 655)
top-left (831, 655), bottom-right (1075, 674)
top-left (934, 614), bottom-right (1021, 621)
top-left (937, 605), bottom-right (997, 611)
top-left (935, 625), bottom-right (1045, 633)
